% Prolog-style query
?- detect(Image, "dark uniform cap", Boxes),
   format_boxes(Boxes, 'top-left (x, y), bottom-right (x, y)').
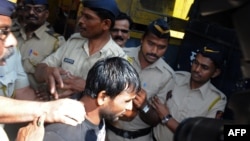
top-left (24, 0), bottom-right (48, 5)
top-left (83, 0), bottom-right (120, 17)
top-left (197, 44), bottom-right (224, 68)
top-left (0, 0), bottom-right (16, 17)
top-left (148, 18), bottom-right (170, 39)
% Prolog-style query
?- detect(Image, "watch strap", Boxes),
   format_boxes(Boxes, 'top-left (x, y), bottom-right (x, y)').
top-left (161, 114), bottom-right (172, 124)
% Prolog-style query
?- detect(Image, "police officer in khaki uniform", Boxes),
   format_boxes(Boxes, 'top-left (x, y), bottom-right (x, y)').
top-left (34, 0), bottom-right (127, 99)
top-left (152, 45), bottom-right (227, 141)
top-left (110, 12), bottom-right (133, 48)
top-left (11, 0), bottom-right (26, 35)
top-left (15, 0), bottom-right (65, 90)
top-left (106, 18), bottom-right (175, 141)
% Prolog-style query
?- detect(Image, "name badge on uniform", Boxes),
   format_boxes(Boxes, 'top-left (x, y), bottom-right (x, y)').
top-left (63, 58), bottom-right (74, 64)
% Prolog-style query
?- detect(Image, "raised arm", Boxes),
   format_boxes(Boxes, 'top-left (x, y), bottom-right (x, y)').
top-left (0, 96), bottom-right (85, 126)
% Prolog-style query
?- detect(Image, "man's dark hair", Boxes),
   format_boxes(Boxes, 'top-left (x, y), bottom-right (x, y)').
top-left (88, 7), bottom-right (116, 29)
top-left (116, 12), bottom-right (133, 29)
top-left (83, 57), bottom-right (141, 99)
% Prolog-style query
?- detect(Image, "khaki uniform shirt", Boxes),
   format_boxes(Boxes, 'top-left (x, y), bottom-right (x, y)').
top-left (153, 71), bottom-right (227, 141)
top-left (42, 33), bottom-right (127, 80)
top-left (0, 47), bottom-right (29, 97)
top-left (16, 23), bottom-right (65, 89)
top-left (106, 47), bottom-right (175, 141)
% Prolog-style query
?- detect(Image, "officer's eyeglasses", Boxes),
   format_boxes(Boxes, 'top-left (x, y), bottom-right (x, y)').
top-left (0, 28), bottom-right (10, 41)
top-left (24, 5), bottom-right (47, 14)
top-left (111, 28), bottom-right (129, 34)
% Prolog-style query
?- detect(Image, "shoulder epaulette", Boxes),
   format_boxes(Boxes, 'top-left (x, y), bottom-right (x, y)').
top-left (68, 33), bottom-right (84, 40)
top-left (127, 56), bottom-right (134, 64)
top-left (175, 71), bottom-right (189, 77)
top-left (46, 30), bottom-right (65, 51)
top-left (46, 30), bottom-right (62, 38)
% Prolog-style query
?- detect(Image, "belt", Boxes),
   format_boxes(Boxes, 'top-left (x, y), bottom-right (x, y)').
top-left (106, 122), bottom-right (152, 139)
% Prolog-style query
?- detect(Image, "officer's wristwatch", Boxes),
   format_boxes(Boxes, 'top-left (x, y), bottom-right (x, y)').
top-left (161, 114), bottom-right (172, 124)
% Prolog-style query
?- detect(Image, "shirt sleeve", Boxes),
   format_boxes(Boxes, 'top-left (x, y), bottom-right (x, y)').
top-left (206, 95), bottom-right (227, 118)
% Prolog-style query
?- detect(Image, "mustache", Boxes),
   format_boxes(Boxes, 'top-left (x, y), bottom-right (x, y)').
top-left (26, 15), bottom-right (38, 20)
top-left (77, 23), bottom-right (86, 30)
top-left (1, 47), bottom-right (14, 62)
top-left (113, 36), bottom-right (124, 41)
top-left (146, 53), bottom-right (159, 59)
top-left (191, 70), bottom-right (201, 77)
top-left (78, 22), bottom-right (82, 27)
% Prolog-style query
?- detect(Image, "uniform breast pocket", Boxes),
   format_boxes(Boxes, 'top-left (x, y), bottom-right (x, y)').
top-left (28, 51), bottom-right (45, 65)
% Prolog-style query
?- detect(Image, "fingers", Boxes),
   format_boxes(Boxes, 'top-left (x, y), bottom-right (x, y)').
top-left (37, 114), bottom-right (46, 127)
top-left (16, 114), bottom-right (47, 141)
top-left (151, 96), bottom-right (160, 108)
top-left (133, 89), bottom-right (147, 109)
top-left (48, 69), bottom-right (64, 94)
top-left (58, 68), bottom-right (69, 75)
top-left (16, 127), bottom-right (26, 141)
top-left (59, 116), bottom-right (80, 126)
top-left (31, 117), bottom-right (39, 127)
top-left (138, 89), bottom-right (146, 97)
top-left (152, 96), bottom-right (160, 103)
top-left (58, 90), bottom-right (74, 99)
top-left (36, 91), bottom-right (51, 101)
top-left (60, 79), bottom-right (71, 89)
top-left (48, 75), bottom-right (56, 94)
top-left (48, 75), bottom-right (59, 99)
top-left (151, 96), bottom-right (169, 118)
top-left (31, 114), bottom-right (46, 128)
top-left (133, 95), bottom-right (145, 109)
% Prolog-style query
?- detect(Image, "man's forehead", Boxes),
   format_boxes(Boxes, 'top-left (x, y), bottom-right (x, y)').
top-left (115, 20), bottom-right (130, 26)
top-left (0, 15), bottom-right (12, 27)
top-left (81, 7), bottom-right (99, 17)
top-left (196, 53), bottom-right (215, 65)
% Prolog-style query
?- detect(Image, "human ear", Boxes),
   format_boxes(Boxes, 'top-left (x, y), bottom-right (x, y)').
top-left (102, 19), bottom-right (111, 30)
top-left (97, 90), bottom-right (109, 106)
top-left (211, 68), bottom-right (221, 78)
